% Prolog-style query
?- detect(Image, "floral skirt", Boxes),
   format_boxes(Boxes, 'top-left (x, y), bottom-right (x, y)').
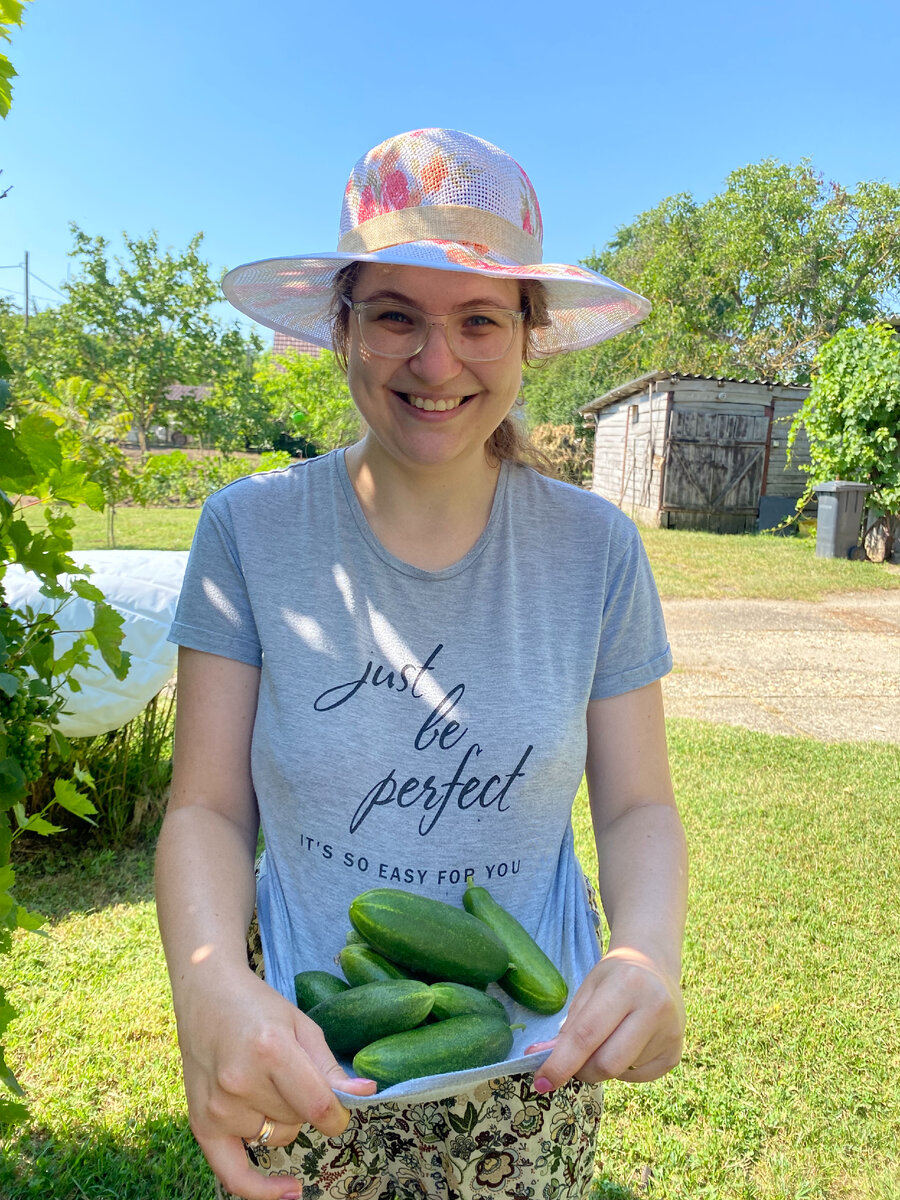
top-left (216, 906), bottom-right (603, 1200)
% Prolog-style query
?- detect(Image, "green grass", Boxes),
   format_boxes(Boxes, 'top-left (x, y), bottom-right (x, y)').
top-left (575, 723), bottom-right (900, 1199)
top-left (22, 505), bottom-right (899, 600)
top-left (638, 526), bottom-right (900, 601)
top-left (21, 502), bottom-right (202, 551)
top-left (3, 723), bottom-right (899, 1199)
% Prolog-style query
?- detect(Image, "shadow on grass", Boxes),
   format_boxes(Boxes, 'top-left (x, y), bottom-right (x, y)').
top-left (0, 1115), bottom-right (212, 1200)
top-left (9, 836), bottom-right (158, 920)
top-left (592, 1176), bottom-right (643, 1199)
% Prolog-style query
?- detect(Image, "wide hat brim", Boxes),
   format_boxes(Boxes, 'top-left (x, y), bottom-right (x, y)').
top-left (221, 242), bottom-right (651, 357)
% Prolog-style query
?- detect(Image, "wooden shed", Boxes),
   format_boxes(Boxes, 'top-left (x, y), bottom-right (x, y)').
top-left (579, 371), bottom-right (812, 533)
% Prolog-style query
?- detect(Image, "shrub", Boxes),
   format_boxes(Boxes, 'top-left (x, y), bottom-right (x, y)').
top-left (135, 450), bottom-right (294, 507)
top-left (529, 423), bottom-right (593, 486)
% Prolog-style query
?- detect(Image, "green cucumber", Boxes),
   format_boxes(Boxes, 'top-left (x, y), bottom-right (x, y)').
top-left (349, 888), bottom-right (509, 988)
top-left (345, 928), bottom-right (370, 946)
top-left (353, 1014), bottom-right (515, 1089)
top-left (339, 943), bottom-right (410, 986)
top-left (294, 970), bottom-right (349, 1013)
top-left (462, 880), bottom-right (568, 1015)
top-left (429, 982), bottom-right (508, 1022)
top-left (306, 979), bottom-right (434, 1056)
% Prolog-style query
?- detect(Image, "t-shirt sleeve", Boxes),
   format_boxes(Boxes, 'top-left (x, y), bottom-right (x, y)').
top-left (167, 499), bottom-right (262, 667)
top-left (590, 522), bottom-right (672, 700)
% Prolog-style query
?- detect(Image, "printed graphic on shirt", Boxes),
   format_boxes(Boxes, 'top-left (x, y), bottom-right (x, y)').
top-left (312, 641), bottom-right (534, 840)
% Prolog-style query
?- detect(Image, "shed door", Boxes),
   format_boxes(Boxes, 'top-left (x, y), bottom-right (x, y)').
top-left (662, 409), bottom-right (769, 527)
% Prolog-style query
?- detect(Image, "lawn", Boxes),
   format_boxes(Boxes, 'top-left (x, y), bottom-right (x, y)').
top-left (3, 723), bottom-right (899, 1199)
top-left (21, 502), bottom-right (900, 600)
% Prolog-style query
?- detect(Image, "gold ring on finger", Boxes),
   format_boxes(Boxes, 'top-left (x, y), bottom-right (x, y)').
top-left (243, 1115), bottom-right (276, 1151)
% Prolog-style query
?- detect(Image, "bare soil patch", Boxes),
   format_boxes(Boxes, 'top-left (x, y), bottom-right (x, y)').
top-left (661, 591), bottom-right (900, 743)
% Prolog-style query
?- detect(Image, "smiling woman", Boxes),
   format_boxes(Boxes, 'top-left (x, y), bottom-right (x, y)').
top-left (157, 128), bottom-right (687, 1200)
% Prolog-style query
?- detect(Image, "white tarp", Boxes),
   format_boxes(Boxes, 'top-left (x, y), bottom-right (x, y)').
top-left (4, 549), bottom-right (188, 738)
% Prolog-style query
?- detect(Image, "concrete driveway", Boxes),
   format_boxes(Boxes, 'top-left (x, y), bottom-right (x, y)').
top-left (660, 591), bottom-right (900, 744)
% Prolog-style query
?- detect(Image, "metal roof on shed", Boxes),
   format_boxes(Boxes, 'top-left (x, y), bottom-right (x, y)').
top-left (579, 370), bottom-right (810, 415)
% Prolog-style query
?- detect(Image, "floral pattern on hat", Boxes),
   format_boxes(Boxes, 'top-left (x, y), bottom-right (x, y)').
top-left (340, 129), bottom-right (543, 246)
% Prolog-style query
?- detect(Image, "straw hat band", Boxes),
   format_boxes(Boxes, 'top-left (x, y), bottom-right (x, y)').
top-left (337, 204), bottom-right (543, 264)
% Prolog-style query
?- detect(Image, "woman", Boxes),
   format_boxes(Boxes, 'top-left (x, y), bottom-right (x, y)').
top-left (157, 128), bottom-right (687, 1200)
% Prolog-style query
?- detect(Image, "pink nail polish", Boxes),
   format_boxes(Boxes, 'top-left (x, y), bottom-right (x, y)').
top-left (534, 1076), bottom-right (554, 1094)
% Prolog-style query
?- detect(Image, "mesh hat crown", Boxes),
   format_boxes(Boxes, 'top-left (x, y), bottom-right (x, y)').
top-left (222, 129), bottom-right (650, 355)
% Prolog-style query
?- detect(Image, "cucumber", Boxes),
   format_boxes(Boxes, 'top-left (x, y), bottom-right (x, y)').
top-left (339, 943), bottom-right (410, 986)
top-left (294, 970), bottom-right (349, 1013)
top-left (353, 1014), bottom-right (514, 1089)
top-left (462, 880), bottom-right (568, 1015)
top-left (345, 928), bottom-right (370, 946)
top-left (306, 979), bottom-right (434, 1056)
top-left (429, 982), bottom-right (508, 1022)
top-left (349, 888), bottom-right (509, 988)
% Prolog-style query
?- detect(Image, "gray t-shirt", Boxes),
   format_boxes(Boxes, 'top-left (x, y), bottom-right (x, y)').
top-left (169, 449), bottom-right (671, 1103)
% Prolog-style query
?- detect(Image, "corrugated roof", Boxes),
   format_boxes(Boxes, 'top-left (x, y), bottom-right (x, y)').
top-left (579, 370), bottom-right (810, 414)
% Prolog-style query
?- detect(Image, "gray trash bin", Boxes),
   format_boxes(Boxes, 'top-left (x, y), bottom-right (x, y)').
top-left (813, 482), bottom-right (872, 558)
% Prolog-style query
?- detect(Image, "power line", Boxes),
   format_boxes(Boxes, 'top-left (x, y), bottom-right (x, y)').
top-left (29, 271), bottom-right (66, 297)
top-left (0, 286), bottom-right (59, 307)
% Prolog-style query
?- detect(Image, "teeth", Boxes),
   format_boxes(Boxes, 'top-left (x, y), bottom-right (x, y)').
top-left (408, 395), bottom-right (463, 411)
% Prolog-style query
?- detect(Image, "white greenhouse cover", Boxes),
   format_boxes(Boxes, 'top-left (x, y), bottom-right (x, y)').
top-left (4, 550), bottom-right (188, 738)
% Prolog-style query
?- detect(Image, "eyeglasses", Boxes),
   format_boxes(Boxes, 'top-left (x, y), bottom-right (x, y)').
top-left (342, 296), bottom-right (524, 362)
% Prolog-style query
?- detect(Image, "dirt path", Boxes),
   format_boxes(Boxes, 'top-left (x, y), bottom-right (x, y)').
top-left (660, 591), bottom-right (900, 744)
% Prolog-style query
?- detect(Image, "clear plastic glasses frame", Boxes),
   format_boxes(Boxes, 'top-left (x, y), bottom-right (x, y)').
top-left (342, 295), bottom-right (524, 362)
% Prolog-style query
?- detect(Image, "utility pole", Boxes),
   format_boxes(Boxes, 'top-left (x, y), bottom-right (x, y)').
top-left (23, 251), bottom-right (29, 328)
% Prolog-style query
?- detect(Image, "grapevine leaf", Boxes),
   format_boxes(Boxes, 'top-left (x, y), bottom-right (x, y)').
top-left (52, 777), bottom-right (97, 823)
top-left (69, 578), bottom-right (106, 604)
top-left (0, 1045), bottom-right (25, 1097)
top-left (0, 1097), bottom-right (29, 1126)
top-left (0, 673), bottom-right (18, 698)
top-left (16, 813), bottom-right (66, 837)
top-left (88, 602), bottom-right (130, 680)
top-left (14, 413), bottom-right (63, 478)
top-left (0, 759), bottom-right (25, 807)
top-left (15, 905), bottom-right (46, 933)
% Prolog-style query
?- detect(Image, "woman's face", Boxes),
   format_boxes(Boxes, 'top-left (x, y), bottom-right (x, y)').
top-left (346, 263), bottom-right (525, 475)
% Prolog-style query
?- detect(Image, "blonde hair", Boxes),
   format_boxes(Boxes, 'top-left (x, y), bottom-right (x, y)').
top-left (330, 264), bottom-right (555, 470)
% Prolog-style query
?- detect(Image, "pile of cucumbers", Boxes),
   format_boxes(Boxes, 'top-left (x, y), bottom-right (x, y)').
top-left (293, 881), bottom-right (568, 1089)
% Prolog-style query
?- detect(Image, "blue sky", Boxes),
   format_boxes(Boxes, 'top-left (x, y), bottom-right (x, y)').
top-left (2, 0), bottom-right (899, 336)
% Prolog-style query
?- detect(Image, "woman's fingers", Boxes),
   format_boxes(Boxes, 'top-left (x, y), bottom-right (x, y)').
top-left (531, 953), bottom-right (685, 1092)
top-left (202, 1132), bottom-right (302, 1200)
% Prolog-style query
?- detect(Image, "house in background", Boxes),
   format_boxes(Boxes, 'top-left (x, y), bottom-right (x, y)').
top-left (580, 372), bottom-right (812, 533)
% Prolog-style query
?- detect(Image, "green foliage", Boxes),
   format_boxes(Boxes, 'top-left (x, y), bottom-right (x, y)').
top-left (134, 450), bottom-right (293, 507)
top-left (29, 689), bottom-right (176, 848)
top-left (0, 0), bottom-right (30, 120)
top-left (23, 370), bottom-right (136, 545)
top-left (0, 354), bottom-right (130, 1122)
top-left (522, 345), bottom-right (617, 427)
top-left (789, 323), bottom-right (900, 512)
top-left (63, 227), bottom-right (254, 451)
top-left (585, 159), bottom-right (900, 385)
top-left (254, 350), bottom-right (360, 453)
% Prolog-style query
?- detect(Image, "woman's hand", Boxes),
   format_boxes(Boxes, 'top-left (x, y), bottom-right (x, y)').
top-left (177, 964), bottom-right (376, 1200)
top-left (525, 947), bottom-right (685, 1091)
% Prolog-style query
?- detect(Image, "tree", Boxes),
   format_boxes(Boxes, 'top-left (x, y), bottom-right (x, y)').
top-left (254, 350), bottom-right (359, 454)
top-left (584, 160), bottom-right (900, 386)
top-left (63, 226), bottom-right (253, 453)
top-left (789, 323), bottom-right (900, 516)
top-left (0, 0), bottom-right (31, 121)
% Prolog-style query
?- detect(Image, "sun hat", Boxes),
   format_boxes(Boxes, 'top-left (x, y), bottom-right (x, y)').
top-left (221, 128), bottom-right (651, 357)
